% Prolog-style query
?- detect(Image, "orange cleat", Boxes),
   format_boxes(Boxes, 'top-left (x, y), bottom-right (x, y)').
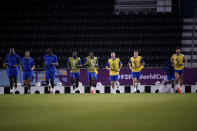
top-left (91, 89), bottom-right (95, 94)
top-left (177, 87), bottom-right (181, 93)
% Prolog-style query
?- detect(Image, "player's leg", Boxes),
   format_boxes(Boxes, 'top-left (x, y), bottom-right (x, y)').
top-left (45, 70), bottom-right (50, 92)
top-left (23, 72), bottom-right (27, 86)
top-left (175, 72), bottom-right (181, 93)
top-left (75, 72), bottom-right (80, 88)
top-left (27, 78), bottom-right (31, 94)
top-left (136, 72), bottom-right (141, 93)
top-left (89, 72), bottom-right (94, 94)
top-left (132, 72), bottom-right (137, 93)
top-left (170, 79), bottom-right (175, 93)
top-left (179, 70), bottom-right (184, 93)
top-left (9, 76), bottom-right (14, 94)
top-left (170, 73), bottom-right (175, 93)
top-left (50, 70), bottom-right (55, 94)
top-left (93, 72), bottom-right (97, 88)
top-left (133, 78), bottom-right (138, 93)
top-left (12, 69), bottom-right (18, 90)
top-left (111, 81), bottom-right (116, 94)
top-left (70, 72), bottom-right (76, 90)
top-left (114, 75), bottom-right (119, 89)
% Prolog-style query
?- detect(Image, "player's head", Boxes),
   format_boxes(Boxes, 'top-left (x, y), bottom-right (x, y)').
top-left (47, 48), bottom-right (53, 55)
top-left (176, 47), bottom-right (181, 55)
top-left (111, 52), bottom-right (115, 58)
top-left (25, 51), bottom-right (30, 58)
top-left (72, 51), bottom-right (77, 58)
top-left (9, 48), bottom-right (15, 55)
top-left (134, 50), bottom-right (138, 57)
top-left (89, 51), bottom-right (94, 57)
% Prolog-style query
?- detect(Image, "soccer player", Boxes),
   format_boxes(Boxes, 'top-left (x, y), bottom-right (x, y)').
top-left (44, 48), bottom-right (58, 94)
top-left (106, 52), bottom-right (122, 94)
top-left (128, 50), bottom-right (145, 93)
top-left (3, 48), bottom-right (20, 94)
top-left (84, 51), bottom-right (98, 94)
top-left (20, 51), bottom-right (35, 94)
top-left (164, 59), bottom-right (175, 93)
top-left (67, 51), bottom-right (82, 93)
top-left (171, 47), bottom-right (187, 93)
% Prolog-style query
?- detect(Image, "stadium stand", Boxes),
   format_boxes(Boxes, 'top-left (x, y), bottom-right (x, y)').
top-left (0, 0), bottom-right (182, 68)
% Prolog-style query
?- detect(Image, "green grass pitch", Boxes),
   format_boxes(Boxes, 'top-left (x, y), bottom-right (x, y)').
top-left (0, 94), bottom-right (197, 131)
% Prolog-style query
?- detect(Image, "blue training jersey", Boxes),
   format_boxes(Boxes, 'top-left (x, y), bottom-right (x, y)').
top-left (164, 60), bottom-right (174, 75)
top-left (4, 53), bottom-right (20, 70)
top-left (21, 57), bottom-right (34, 72)
top-left (44, 54), bottom-right (58, 71)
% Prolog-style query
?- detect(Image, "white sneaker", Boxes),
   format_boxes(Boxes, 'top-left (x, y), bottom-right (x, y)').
top-left (116, 82), bottom-right (120, 88)
top-left (10, 89), bottom-right (13, 94)
top-left (50, 88), bottom-right (53, 94)
top-left (27, 89), bottom-right (30, 94)
top-left (52, 88), bottom-right (55, 94)
top-left (133, 87), bottom-right (137, 93)
top-left (113, 89), bottom-right (116, 94)
top-left (171, 88), bottom-right (175, 93)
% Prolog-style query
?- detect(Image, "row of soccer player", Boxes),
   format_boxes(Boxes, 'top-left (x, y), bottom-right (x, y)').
top-left (3, 47), bottom-right (186, 94)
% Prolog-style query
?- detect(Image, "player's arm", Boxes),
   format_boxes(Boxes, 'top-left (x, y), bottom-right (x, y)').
top-left (31, 59), bottom-right (35, 70)
top-left (118, 60), bottom-right (122, 72)
top-left (51, 56), bottom-right (58, 66)
top-left (183, 56), bottom-right (187, 65)
top-left (84, 58), bottom-right (88, 67)
top-left (96, 60), bottom-right (99, 70)
top-left (94, 59), bottom-right (98, 68)
top-left (170, 55), bottom-right (174, 67)
top-left (77, 58), bottom-right (82, 68)
top-left (128, 59), bottom-right (132, 70)
top-left (140, 57), bottom-right (145, 67)
top-left (12, 55), bottom-right (21, 68)
top-left (163, 61), bottom-right (169, 75)
top-left (3, 55), bottom-right (8, 68)
top-left (67, 58), bottom-right (71, 69)
top-left (106, 61), bottom-right (110, 70)
top-left (19, 61), bottom-right (23, 71)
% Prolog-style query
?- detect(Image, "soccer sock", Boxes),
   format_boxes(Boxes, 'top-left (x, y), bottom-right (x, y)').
top-left (171, 88), bottom-right (175, 93)
top-left (91, 86), bottom-right (94, 94)
top-left (133, 87), bottom-right (137, 92)
top-left (116, 82), bottom-right (119, 88)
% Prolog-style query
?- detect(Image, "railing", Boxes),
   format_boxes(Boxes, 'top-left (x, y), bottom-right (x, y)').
top-left (114, 0), bottom-right (180, 14)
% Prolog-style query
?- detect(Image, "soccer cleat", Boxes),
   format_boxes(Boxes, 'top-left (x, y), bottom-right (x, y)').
top-left (171, 88), bottom-right (175, 93)
top-left (27, 89), bottom-right (30, 94)
top-left (91, 87), bottom-right (95, 94)
top-left (116, 82), bottom-right (120, 88)
top-left (112, 89), bottom-right (116, 94)
top-left (91, 89), bottom-right (95, 94)
top-left (51, 88), bottom-right (54, 94)
top-left (177, 87), bottom-right (181, 93)
top-left (133, 87), bottom-right (137, 93)
top-left (10, 89), bottom-right (13, 94)
top-left (73, 84), bottom-right (76, 90)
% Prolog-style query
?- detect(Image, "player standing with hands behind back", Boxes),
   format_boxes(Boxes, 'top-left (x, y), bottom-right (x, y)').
top-left (171, 47), bottom-right (187, 93)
